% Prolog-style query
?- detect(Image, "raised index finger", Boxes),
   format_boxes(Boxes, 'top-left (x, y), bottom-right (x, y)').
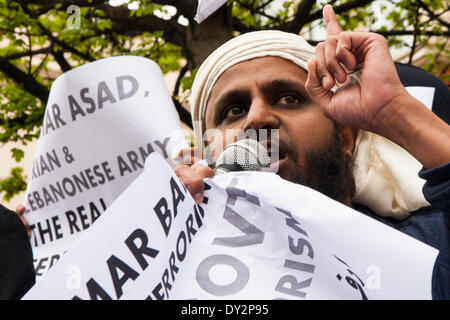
top-left (323, 4), bottom-right (342, 35)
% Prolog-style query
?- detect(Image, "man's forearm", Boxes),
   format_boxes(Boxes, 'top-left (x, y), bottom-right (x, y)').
top-left (374, 92), bottom-right (450, 170)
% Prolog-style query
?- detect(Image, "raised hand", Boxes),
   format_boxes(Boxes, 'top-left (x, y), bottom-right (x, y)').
top-left (305, 5), bottom-right (407, 133)
top-left (305, 5), bottom-right (450, 169)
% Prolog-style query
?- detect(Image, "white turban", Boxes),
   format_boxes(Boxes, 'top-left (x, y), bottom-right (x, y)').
top-left (190, 30), bottom-right (429, 220)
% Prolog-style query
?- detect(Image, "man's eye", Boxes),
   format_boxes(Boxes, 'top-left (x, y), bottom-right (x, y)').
top-left (224, 106), bottom-right (245, 119)
top-left (277, 94), bottom-right (301, 105)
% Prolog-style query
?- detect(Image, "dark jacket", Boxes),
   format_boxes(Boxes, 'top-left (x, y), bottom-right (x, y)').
top-left (0, 204), bottom-right (35, 299)
top-left (353, 162), bottom-right (450, 300)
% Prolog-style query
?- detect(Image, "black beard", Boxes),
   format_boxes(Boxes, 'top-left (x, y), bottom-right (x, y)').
top-left (284, 125), bottom-right (355, 205)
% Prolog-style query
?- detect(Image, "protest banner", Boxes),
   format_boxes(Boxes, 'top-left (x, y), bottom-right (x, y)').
top-left (24, 153), bottom-right (438, 300)
top-left (195, 0), bottom-right (228, 23)
top-left (22, 56), bottom-right (188, 279)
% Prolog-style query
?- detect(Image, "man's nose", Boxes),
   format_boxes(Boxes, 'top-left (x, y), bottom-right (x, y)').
top-left (242, 98), bottom-right (280, 133)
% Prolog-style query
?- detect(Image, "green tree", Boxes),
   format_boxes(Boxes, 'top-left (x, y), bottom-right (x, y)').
top-left (0, 0), bottom-right (448, 201)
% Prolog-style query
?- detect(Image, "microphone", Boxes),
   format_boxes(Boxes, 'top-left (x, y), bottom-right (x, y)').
top-left (214, 139), bottom-right (271, 175)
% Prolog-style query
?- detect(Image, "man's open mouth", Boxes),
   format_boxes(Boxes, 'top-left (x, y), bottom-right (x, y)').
top-left (260, 140), bottom-right (287, 173)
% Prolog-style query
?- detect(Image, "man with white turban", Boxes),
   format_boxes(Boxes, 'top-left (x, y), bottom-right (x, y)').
top-left (174, 5), bottom-right (450, 299)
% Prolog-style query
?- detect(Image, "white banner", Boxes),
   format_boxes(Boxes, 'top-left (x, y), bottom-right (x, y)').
top-left (195, 0), bottom-right (228, 23)
top-left (24, 153), bottom-right (439, 300)
top-left (23, 56), bottom-right (188, 279)
top-left (405, 86), bottom-right (435, 110)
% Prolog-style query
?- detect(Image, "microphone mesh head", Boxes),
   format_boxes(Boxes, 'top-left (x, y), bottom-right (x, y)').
top-left (216, 139), bottom-right (271, 172)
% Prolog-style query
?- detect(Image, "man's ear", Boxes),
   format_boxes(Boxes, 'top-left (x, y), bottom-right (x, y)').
top-left (339, 125), bottom-right (358, 158)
